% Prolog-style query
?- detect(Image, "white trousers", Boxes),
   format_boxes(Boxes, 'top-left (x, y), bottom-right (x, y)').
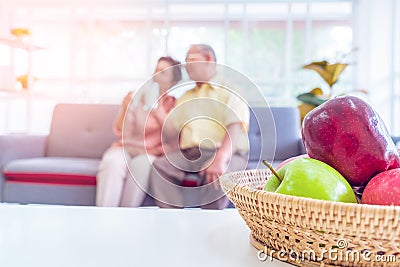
top-left (96, 147), bottom-right (156, 207)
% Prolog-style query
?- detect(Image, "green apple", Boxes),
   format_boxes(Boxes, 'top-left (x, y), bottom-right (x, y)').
top-left (263, 158), bottom-right (357, 203)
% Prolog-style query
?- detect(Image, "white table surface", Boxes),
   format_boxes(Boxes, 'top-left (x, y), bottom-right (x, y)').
top-left (0, 205), bottom-right (292, 267)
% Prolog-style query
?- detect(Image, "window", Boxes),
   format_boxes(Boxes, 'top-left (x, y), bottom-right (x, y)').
top-left (0, 0), bottom-right (354, 133)
top-left (391, 1), bottom-right (400, 135)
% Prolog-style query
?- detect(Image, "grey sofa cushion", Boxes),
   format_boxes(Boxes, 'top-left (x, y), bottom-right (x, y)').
top-left (3, 157), bottom-right (100, 185)
top-left (248, 106), bottom-right (301, 162)
top-left (246, 159), bottom-right (284, 170)
top-left (3, 182), bottom-right (96, 206)
top-left (46, 104), bottom-right (119, 158)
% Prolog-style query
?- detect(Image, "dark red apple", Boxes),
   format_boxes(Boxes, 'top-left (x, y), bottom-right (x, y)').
top-left (362, 169), bottom-right (400, 205)
top-left (302, 96), bottom-right (400, 186)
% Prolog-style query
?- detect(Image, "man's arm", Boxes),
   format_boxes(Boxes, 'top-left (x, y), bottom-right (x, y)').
top-left (199, 122), bottom-right (247, 187)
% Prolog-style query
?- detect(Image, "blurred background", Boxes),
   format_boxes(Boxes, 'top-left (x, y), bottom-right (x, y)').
top-left (0, 0), bottom-right (398, 136)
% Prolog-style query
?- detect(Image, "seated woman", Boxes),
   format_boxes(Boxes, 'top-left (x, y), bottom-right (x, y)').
top-left (96, 56), bottom-right (182, 207)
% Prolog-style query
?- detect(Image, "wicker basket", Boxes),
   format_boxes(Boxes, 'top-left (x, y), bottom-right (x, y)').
top-left (220, 169), bottom-right (400, 267)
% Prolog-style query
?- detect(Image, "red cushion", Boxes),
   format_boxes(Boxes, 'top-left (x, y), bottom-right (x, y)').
top-left (3, 172), bottom-right (96, 186)
top-left (181, 179), bottom-right (198, 187)
top-left (3, 157), bottom-right (100, 186)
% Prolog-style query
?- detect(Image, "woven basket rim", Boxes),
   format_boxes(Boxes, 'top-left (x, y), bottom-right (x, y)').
top-left (220, 169), bottom-right (400, 266)
top-left (220, 169), bottom-right (400, 212)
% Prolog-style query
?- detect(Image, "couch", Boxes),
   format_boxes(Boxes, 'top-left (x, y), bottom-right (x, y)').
top-left (0, 103), bottom-right (304, 206)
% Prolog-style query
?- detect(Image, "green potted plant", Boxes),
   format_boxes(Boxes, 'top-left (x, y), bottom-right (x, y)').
top-left (297, 59), bottom-right (366, 122)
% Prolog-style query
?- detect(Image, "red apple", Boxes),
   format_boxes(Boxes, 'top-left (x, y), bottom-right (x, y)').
top-left (361, 168), bottom-right (400, 206)
top-left (302, 96), bottom-right (400, 186)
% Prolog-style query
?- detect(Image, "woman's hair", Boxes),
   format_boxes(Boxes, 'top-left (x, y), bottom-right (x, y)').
top-left (158, 56), bottom-right (182, 84)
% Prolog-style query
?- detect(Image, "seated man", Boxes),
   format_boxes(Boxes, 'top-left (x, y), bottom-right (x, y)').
top-left (149, 44), bottom-right (249, 209)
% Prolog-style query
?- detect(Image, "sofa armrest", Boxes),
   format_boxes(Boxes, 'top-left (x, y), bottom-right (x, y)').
top-left (0, 134), bottom-right (47, 166)
top-left (0, 134), bottom-right (47, 200)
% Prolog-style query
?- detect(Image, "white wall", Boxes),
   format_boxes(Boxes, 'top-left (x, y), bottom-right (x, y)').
top-left (354, 0), bottom-right (398, 133)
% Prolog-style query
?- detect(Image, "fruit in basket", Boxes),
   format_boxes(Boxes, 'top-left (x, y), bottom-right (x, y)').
top-left (302, 95), bottom-right (400, 186)
top-left (361, 169), bottom-right (400, 205)
top-left (262, 158), bottom-right (357, 203)
top-left (276, 154), bottom-right (309, 170)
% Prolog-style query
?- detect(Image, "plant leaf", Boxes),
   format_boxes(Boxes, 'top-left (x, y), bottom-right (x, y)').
top-left (297, 92), bottom-right (328, 106)
top-left (303, 61), bottom-right (348, 87)
top-left (326, 63), bottom-right (348, 86)
top-left (310, 87), bottom-right (323, 96)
